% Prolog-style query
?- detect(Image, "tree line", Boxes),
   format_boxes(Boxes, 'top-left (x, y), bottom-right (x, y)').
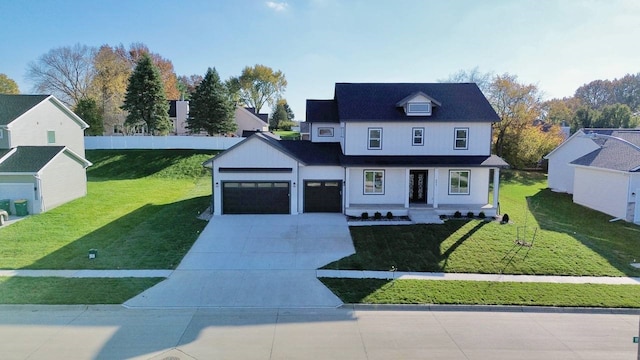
top-left (0, 43), bottom-right (293, 136)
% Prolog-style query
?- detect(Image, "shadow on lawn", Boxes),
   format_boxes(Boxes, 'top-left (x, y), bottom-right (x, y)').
top-left (528, 189), bottom-right (640, 276)
top-left (323, 220), bottom-right (487, 272)
top-left (21, 195), bottom-right (210, 270)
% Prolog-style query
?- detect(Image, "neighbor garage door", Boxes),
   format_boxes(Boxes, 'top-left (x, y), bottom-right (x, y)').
top-left (304, 180), bottom-right (342, 212)
top-left (222, 182), bottom-right (290, 214)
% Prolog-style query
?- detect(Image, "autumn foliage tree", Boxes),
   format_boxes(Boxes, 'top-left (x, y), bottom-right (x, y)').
top-left (0, 74), bottom-right (19, 94)
top-left (230, 64), bottom-right (287, 113)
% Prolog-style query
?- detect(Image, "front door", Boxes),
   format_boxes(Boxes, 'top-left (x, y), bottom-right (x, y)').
top-left (409, 170), bottom-right (427, 203)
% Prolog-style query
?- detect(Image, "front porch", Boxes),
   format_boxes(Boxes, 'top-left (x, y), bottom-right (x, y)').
top-left (345, 203), bottom-right (498, 220)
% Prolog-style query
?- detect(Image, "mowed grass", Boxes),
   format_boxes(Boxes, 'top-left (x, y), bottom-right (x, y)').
top-left (0, 150), bottom-right (217, 270)
top-left (0, 277), bottom-right (164, 304)
top-left (321, 278), bottom-right (640, 308)
top-left (324, 171), bottom-right (640, 277)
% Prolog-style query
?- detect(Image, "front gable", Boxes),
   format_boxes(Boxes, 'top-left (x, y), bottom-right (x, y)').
top-left (395, 91), bottom-right (442, 117)
top-left (209, 134), bottom-right (301, 170)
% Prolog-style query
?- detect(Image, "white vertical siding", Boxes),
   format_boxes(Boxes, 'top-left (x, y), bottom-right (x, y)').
top-left (310, 123), bottom-right (342, 143)
top-left (342, 122), bottom-right (492, 155)
top-left (434, 168), bottom-right (490, 205)
top-left (39, 152), bottom-right (88, 212)
top-left (573, 167), bottom-right (629, 219)
top-left (546, 135), bottom-right (600, 194)
top-left (9, 99), bottom-right (86, 156)
top-left (346, 168), bottom-right (406, 205)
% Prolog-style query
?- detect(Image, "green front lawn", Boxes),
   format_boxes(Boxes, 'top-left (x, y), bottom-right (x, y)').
top-left (321, 278), bottom-right (640, 308)
top-left (0, 150), bottom-right (216, 270)
top-left (324, 171), bottom-right (640, 277)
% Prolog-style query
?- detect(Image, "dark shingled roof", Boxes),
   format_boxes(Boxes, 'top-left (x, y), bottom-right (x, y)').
top-left (0, 146), bottom-right (65, 172)
top-left (306, 83), bottom-right (499, 123)
top-left (339, 154), bottom-right (509, 168)
top-left (0, 94), bottom-right (49, 126)
top-left (277, 140), bottom-right (342, 165)
top-left (571, 130), bottom-right (640, 172)
top-left (306, 100), bottom-right (339, 123)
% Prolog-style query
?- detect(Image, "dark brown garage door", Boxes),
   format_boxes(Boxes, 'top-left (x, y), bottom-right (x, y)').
top-left (304, 180), bottom-right (342, 213)
top-left (222, 182), bottom-right (290, 214)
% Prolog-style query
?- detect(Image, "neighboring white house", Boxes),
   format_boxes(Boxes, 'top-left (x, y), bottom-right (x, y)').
top-left (0, 94), bottom-right (91, 215)
top-left (234, 106), bottom-right (269, 137)
top-left (204, 83), bottom-right (508, 217)
top-left (545, 128), bottom-right (640, 223)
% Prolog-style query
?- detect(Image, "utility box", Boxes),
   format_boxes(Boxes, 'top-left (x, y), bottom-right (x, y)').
top-left (89, 249), bottom-right (98, 259)
top-left (14, 199), bottom-right (28, 216)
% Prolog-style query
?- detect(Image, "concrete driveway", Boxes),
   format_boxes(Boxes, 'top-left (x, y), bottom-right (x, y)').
top-left (125, 214), bottom-right (355, 308)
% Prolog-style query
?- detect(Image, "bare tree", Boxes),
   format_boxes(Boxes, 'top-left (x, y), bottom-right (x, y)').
top-left (27, 44), bottom-right (96, 106)
top-left (441, 66), bottom-right (494, 95)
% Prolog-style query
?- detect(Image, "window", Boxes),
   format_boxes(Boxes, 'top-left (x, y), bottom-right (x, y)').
top-left (364, 170), bottom-right (384, 194)
top-left (47, 131), bottom-right (56, 144)
top-left (368, 128), bottom-right (382, 149)
top-left (454, 128), bottom-right (468, 150)
top-left (407, 102), bottom-right (431, 116)
top-left (318, 127), bottom-right (334, 137)
top-left (412, 127), bottom-right (424, 146)
top-left (449, 170), bottom-right (470, 195)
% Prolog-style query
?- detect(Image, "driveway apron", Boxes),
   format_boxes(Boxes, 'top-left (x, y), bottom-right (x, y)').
top-left (124, 214), bottom-right (355, 308)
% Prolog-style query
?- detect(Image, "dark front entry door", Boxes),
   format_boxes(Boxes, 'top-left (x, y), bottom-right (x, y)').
top-left (409, 170), bottom-right (427, 203)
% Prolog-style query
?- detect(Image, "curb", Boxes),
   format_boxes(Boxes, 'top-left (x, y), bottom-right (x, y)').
top-left (341, 303), bottom-right (640, 314)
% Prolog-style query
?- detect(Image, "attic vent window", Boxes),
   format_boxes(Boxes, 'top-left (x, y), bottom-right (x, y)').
top-left (407, 102), bottom-right (431, 116)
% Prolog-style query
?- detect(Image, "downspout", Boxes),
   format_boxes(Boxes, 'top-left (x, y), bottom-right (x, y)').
top-left (34, 173), bottom-right (43, 213)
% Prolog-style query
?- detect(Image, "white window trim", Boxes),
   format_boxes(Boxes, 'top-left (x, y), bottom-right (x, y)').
top-left (454, 127), bottom-right (468, 150)
top-left (368, 127), bottom-right (382, 150)
top-left (407, 102), bottom-right (432, 116)
top-left (318, 127), bottom-right (334, 137)
top-left (412, 127), bottom-right (424, 146)
top-left (449, 170), bottom-right (470, 195)
top-left (364, 170), bottom-right (384, 195)
top-left (47, 130), bottom-right (56, 144)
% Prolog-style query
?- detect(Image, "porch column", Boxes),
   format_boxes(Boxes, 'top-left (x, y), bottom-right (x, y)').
top-left (433, 168), bottom-right (439, 208)
top-left (404, 168), bottom-right (410, 208)
top-left (344, 168), bottom-right (350, 211)
top-left (492, 168), bottom-right (500, 209)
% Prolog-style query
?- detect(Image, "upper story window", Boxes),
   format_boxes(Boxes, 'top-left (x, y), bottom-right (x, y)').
top-left (454, 128), bottom-right (468, 150)
top-left (407, 102), bottom-right (432, 116)
top-left (412, 127), bottom-right (424, 146)
top-left (47, 131), bottom-right (56, 144)
top-left (368, 128), bottom-right (382, 150)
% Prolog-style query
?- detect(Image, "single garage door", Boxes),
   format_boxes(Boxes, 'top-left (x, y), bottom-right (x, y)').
top-left (222, 182), bottom-right (290, 214)
top-left (304, 180), bottom-right (342, 213)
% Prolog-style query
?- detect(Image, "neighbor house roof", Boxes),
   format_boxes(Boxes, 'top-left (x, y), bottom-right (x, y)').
top-left (0, 94), bottom-right (49, 126)
top-left (570, 130), bottom-right (640, 172)
top-left (0, 146), bottom-right (91, 173)
top-left (306, 83), bottom-right (500, 123)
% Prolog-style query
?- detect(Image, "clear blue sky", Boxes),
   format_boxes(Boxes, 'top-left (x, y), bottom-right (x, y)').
top-left (1, 0), bottom-right (639, 119)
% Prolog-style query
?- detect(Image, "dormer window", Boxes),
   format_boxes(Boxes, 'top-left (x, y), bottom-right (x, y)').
top-left (407, 102), bottom-right (432, 116)
top-left (396, 91), bottom-right (441, 117)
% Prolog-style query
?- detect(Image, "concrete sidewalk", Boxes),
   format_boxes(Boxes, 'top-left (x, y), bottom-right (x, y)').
top-left (318, 270), bottom-right (640, 285)
top-left (0, 269), bottom-right (173, 278)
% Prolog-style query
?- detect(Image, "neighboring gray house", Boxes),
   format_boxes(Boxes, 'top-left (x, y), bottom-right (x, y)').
top-left (0, 94), bottom-right (91, 215)
top-left (545, 128), bottom-right (640, 223)
top-left (204, 83), bottom-right (508, 217)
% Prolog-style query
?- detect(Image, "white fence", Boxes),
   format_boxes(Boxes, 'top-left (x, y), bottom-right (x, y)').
top-left (85, 136), bottom-right (243, 150)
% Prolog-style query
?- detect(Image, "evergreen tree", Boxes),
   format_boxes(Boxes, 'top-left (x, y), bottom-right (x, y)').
top-left (187, 67), bottom-right (236, 135)
top-left (74, 98), bottom-right (104, 135)
top-left (270, 99), bottom-right (289, 130)
top-left (121, 53), bottom-right (172, 135)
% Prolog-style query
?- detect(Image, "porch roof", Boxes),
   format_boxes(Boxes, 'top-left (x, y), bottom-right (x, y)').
top-left (339, 154), bottom-right (509, 168)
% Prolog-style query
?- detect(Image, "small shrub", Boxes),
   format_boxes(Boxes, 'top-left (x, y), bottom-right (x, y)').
top-left (386, 211), bottom-right (393, 219)
top-left (467, 211), bottom-right (474, 218)
top-left (439, 214), bottom-right (447, 220)
top-left (374, 211), bottom-right (382, 220)
top-left (453, 211), bottom-right (462, 218)
top-left (501, 213), bottom-right (510, 224)
top-left (478, 211), bottom-right (486, 219)
top-left (361, 212), bottom-right (369, 220)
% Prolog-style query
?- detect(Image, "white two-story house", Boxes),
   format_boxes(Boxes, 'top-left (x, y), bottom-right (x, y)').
top-left (205, 83), bottom-right (508, 218)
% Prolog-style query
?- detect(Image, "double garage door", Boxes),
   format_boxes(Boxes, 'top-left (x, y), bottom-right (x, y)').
top-left (221, 180), bottom-right (342, 214)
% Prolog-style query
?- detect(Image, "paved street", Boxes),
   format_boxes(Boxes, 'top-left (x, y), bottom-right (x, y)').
top-left (0, 305), bottom-right (638, 360)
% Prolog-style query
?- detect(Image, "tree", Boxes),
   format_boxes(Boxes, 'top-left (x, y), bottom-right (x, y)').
top-left (0, 74), bottom-right (19, 94)
top-left (121, 54), bottom-right (171, 135)
top-left (177, 74), bottom-right (203, 99)
top-left (543, 97), bottom-right (581, 126)
top-left (487, 74), bottom-right (543, 166)
top-left (74, 98), bottom-right (103, 136)
top-left (571, 106), bottom-right (600, 132)
top-left (441, 66), bottom-right (494, 95)
top-left (231, 64), bottom-right (287, 113)
top-left (514, 124), bottom-right (564, 169)
top-left (26, 44), bottom-right (96, 106)
top-left (114, 43), bottom-right (180, 100)
top-left (91, 45), bottom-right (131, 134)
top-left (187, 67), bottom-right (236, 136)
top-left (574, 79), bottom-right (614, 109)
top-left (270, 99), bottom-right (289, 130)
top-left (598, 104), bottom-right (632, 128)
